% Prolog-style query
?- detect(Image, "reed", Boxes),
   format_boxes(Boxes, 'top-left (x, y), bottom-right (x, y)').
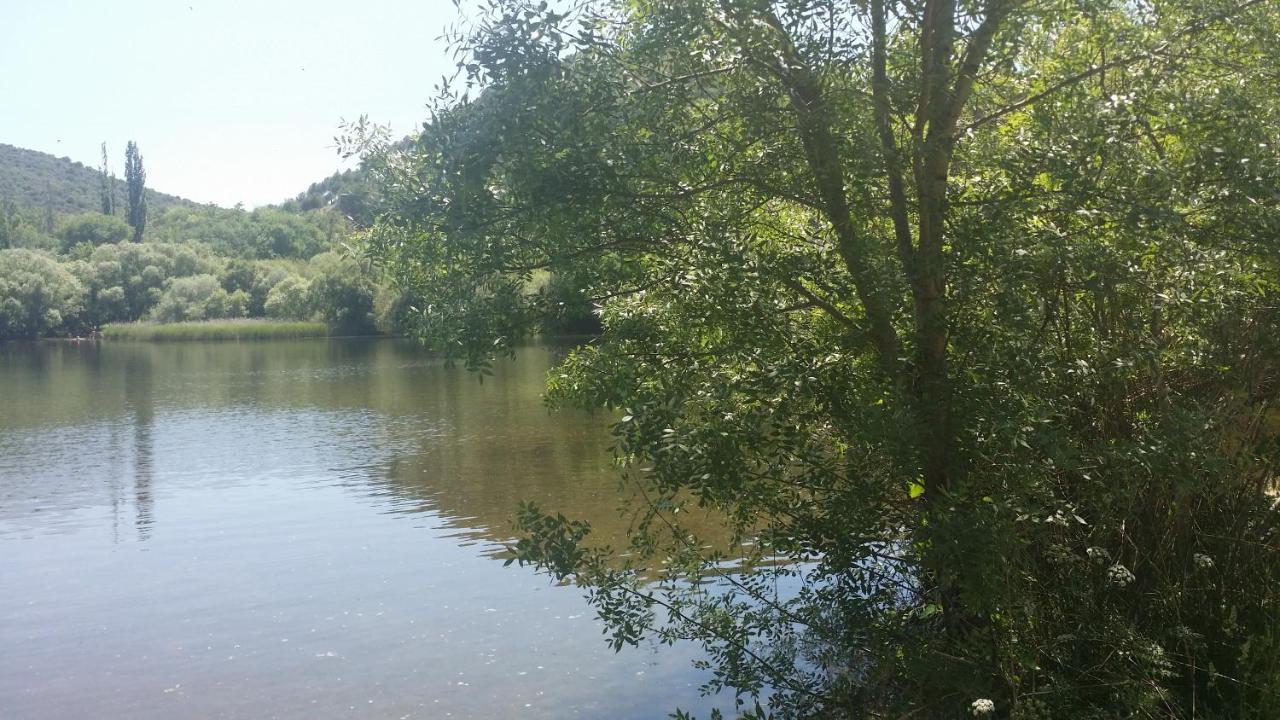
top-left (101, 319), bottom-right (330, 341)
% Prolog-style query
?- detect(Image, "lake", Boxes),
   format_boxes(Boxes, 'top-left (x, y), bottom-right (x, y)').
top-left (0, 338), bottom-right (725, 719)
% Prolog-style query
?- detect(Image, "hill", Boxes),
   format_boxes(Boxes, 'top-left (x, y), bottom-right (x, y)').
top-left (0, 143), bottom-right (198, 215)
top-left (280, 167), bottom-right (373, 226)
top-left (277, 137), bottom-right (417, 227)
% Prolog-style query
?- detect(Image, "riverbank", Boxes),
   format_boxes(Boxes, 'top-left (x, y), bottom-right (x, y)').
top-left (101, 319), bottom-right (330, 341)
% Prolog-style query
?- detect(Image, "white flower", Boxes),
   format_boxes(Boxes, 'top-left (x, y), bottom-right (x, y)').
top-left (1086, 546), bottom-right (1111, 563)
top-left (1193, 553), bottom-right (1214, 570)
top-left (971, 698), bottom-right (996, 716)
top-left (1108, 563), bottom-right (1136, 587)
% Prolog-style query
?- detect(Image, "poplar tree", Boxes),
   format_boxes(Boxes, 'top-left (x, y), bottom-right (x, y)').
top-left (124, 141), bottom-right (146, 243)
top-left (99, 142), bottom-right (116, 216)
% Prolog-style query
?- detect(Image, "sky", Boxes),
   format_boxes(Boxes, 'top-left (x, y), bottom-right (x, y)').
top-left (0, 0), bottom-right (463, 208)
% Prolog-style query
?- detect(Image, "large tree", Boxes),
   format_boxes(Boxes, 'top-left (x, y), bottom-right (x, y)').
top-left (124, 140), bottom-right (147, 243)
top-left (356, 0), bottom-right (1280, 716)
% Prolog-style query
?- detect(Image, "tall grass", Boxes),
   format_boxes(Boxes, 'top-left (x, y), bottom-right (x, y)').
top-left (102, 319), bottom-right (330, 341)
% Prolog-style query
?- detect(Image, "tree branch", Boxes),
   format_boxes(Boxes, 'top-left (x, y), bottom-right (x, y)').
top-left (872, 0), bottom-right (919, 278)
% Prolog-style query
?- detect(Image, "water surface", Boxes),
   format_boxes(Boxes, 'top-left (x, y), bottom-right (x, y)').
top-left (0, 339), bottom-right (722, 719)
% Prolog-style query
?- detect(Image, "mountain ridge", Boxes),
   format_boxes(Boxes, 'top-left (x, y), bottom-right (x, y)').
top-left (0, 143), bottom-right (200, 216)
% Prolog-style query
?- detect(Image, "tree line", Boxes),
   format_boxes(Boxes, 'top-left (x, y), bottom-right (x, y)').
top-left (0, 151), bottom-right (596, 341)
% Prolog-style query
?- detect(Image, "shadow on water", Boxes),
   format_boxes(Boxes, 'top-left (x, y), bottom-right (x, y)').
top-left (0, 338), bottom-right (723, 552)
top-left (124, 348), bottom-right (156, 541)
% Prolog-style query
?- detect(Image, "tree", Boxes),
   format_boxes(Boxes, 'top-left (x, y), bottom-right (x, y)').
top-left (0, 201), bottom-right (56, 252)
top-left (56, 213), bottom-right (130, 253)
top-left (0, 249), bottom-right (86, 339)
top-left (41, 182), bottom-right (55, 235)
top-left (99, 142), bottom-right (117, 216)
top-left (125, 141), bottom-right (147, 242)
top-left (149, 274), bottom-right (247, 323)
top-left (307, 252), bottom-right (376, 334)
top-left (0, 199), bottom-right (19, 250)
top-left (264, 274), bottom-right (314, 320)
top-left (357, 0), bottom-right (1280, 717)
top-left (72, 241), bottom-right (221, 324)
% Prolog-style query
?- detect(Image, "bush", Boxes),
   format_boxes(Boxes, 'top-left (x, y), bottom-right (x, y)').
top-left (56, 214), bottom-right (130, 252)
top-left (150, 274), bottom-right (247, 323)
top-left (73, 242), bottom-right (220, 324)
top-left (539, 271), bottom-right (601, 335)
top-left (146, 205), bottom-right (336, 259)
top-left (0, 249), bottom-right (85, 339)
top-left (218, 258), bottom-right (259, 294)
top-left (307, 253), bottom-right (376, 334)
top-left (373, 285), bottom-right (417, 334)
top-left (249, 266), bottom-right (291, 316)
top-left (263, 274), bottom-right (313, 320)
top-left (0, 202), bottom-right (57, 251)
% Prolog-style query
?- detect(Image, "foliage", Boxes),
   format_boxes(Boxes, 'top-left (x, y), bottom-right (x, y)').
top-left (101, 318), bottom-right (328, 341)
top-left (0, 141), bottom-right (412, 339)
top-left (0, 249), bottom-right (86, 339)
top-left (71, 241), bottom-right (222, 325)
top-left (55, 213), bottom-right (130, 252)
top-left (218, 258), bottom-right (259, 296)
top-left (124, 141), bottom-right (147, 243)
top-left (147, 205), bottom-right (341, 259)
top-left (538, 271), bottom-right (602, 335)
top-left (0, 199), bottom-right (51, 251)
top-left (306, 252), bottom-right (377, 335)
top-left (283, 166), bottom-right (376, 227)
top-left (372, 284), bottom-right (419, 335)
top-left (149, 274), bottom-right (248, 323)
top-left (0, 231), bottom-right (395, 336)
top-left (263, 274), bottom-right (314, 320)
top-left (356, 0), bottom-right (1280, 717)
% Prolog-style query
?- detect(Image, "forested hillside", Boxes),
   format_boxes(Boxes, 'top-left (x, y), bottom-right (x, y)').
top-left (0, 141), bottom-right (408, 340)
top-left (0, 139), bottom-right (593, 341)
top-left (0, 143), bottom-right (194, 215)
top-left (275, 135), bottom-right (420, 226)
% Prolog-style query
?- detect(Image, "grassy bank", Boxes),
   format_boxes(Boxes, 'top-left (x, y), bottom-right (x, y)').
top-left (101, 319), bottom-right (330, 341)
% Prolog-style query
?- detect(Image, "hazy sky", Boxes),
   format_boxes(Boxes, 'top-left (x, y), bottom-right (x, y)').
top-left (0, 0), bottom-right (462, 207)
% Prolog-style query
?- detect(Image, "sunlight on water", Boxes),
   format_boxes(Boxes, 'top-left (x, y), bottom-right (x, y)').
top-left (0, 339), bottom-right (727, 719)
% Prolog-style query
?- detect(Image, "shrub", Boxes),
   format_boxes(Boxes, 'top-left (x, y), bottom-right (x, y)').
top-left (73, 242), bottom-right (220, 324)
top-left (250, 266), bottom-right (291, 316)
top-left (263, 274), bottom-right (313, 320)
top-left (307, 253), bottom-right (376, 334)
top-left (56, 214), bottom-right (130, 252)
top-left (150, 274), bottom-right (247, 323)
top-left (373, 285), bottom-right (418, 334)
top-left (0, 249), bottom-right (85, 339)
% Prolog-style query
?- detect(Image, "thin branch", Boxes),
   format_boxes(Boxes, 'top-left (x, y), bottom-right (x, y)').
top-left (871, 0), bottom-right (919, 276)
top-left (628, 65), bottom-right (737, 96)
top-left (943, 0), bottom-right (1013, 135)
top-left (780, 276), bottom-right (863, 335)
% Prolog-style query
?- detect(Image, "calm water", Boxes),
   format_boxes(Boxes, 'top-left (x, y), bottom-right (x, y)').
top-left (0, 339), bottom-right (723, 719)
